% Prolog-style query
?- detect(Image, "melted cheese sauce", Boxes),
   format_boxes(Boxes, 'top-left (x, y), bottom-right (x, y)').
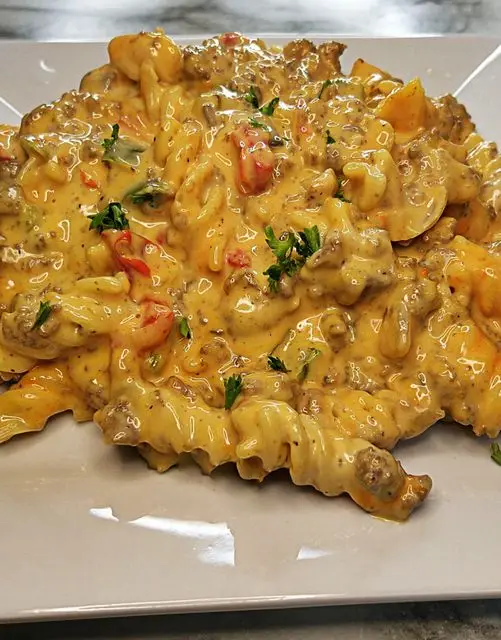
top-left (1, 31), bottom-right (500, 519)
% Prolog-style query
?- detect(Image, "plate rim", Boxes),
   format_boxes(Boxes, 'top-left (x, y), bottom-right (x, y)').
top-left (2, 34), bottom-right (501, 624)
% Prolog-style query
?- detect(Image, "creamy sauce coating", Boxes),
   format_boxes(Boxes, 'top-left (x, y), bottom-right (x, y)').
top-left (1, 31), bottom-right (500, 519)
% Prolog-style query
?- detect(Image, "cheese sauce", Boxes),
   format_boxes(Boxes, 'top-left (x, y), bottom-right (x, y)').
top-left (1, 31), bottom-right (499, 519)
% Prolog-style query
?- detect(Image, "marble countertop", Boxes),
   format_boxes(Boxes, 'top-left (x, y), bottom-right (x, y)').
top-left (0, 0), bottom-right (500, 39)
top-left (2, 1), bottom-right (501, 639)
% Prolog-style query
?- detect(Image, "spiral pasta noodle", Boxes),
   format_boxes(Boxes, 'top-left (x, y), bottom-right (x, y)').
top-left (2, 30), bottom-right (501, 520)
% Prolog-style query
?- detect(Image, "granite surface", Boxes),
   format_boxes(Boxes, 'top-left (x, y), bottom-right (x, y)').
top-left (2, 1), bottom-right (501, 639)
top-left (3, 600), bottom-right (501, 639)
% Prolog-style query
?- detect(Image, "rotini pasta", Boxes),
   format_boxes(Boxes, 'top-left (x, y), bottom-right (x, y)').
top-left (2, 31), bottom-right (501, 520)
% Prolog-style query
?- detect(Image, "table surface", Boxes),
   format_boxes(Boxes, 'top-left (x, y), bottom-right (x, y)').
top-left (2, 0), bottom-right (501, 638)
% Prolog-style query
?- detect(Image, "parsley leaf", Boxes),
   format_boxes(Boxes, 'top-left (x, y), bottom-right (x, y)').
top-left (334, 177), bottom-right (350, 203)
top-left (179, 317), bottom-right (192, 339)
top-left (244, 86), bottom-right (259, 109)
top-left (102, 123), bottom-right (119, 152)
top-left (318, 79), bottom-right (333, 98)
top-left (298, 348), bottom-right (321, 383)
top-left (263, 225), bottom-right (322, 292)
top-left (224, 374), bottom-right (243, 410)
top-left (249, 117), bottom-right (270, 131)
top-left (263, 263), bottom-right (283, 293)
top-left (268, 355), bottom-right (290, 373)
top-left (264, 226), bottom-right (296, 261)
top-left (244, 87), bottom-right (280, 115)
top-left (88, 202), bottom-right (129, 233)
top-left (326, 130), bottom-right (335, 145)
top-left (102, 123), bottom-right (146, 167)
top-left (31, 301), bottom-right (52, 331)
top-left (318, 77), bottom-right (350, 99)
top-left (249, 118), bottom-right (285, 146)
top-left (128, 179), bottom-right (172, 207)
top-left (296, 226), bottom-right (321, 258)
top-left (491, 442), bottom-right (501, 466)
top-left (259, 96), bottom-right (279, 116)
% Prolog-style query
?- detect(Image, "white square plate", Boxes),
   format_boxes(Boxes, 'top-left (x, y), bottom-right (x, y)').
top-left (1, 36), bottom-right (501, 623)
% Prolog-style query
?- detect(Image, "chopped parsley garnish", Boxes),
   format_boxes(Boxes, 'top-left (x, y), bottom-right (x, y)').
top-left (224, 374), bottom-right (243, 410)
top-left (249, 117), bottom-right (270, 131)
top-left (259, 96), bottom-right (279, 116)
top-left (31, 301), bottom-right (52, 331)
top-left (269, 135), bottom-right (286, 147)
top-left (102, 123), bottom-right (146, 167)
top-left (249, 118), bottom-right (286, 146)
top-left (263, 264), bottom-right (284, 292)
top-left (102, 123), bottom-right (119, 152)
top-left (326, 130), bottom-right (335, 145)
top-left (318, 79), bottom-right (333, 98)
top-left (296, 226), bottom-right (321, 258)
top-left (128, 179), bottom-right (172, 207)
top-left (244, 86), bottom-right (259, 109)
top-left (268, 355), bottom-right (290, 373)
top-left (298, 348), bottom-right (321, 383)
top-left (263, 225), bottom-right (321, 292)
top-left (147, 353), bottom-right (162, 371)
top-left (244, 87), bottom-right (279, 116)
top-left (491, 442), bottom-right (501, 466)
top-left (334, 177), bottom-right (350, 203)
top-left (318, 77), bottom-right (350, 98)
top-left (88, 202), bottom-right (129, 233)
top-left (179, 317), bottom-right (192, 339)
top-left (264, 226), bottom-right (296, 261)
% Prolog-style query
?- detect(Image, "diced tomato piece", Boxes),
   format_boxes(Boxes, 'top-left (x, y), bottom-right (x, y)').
top-left (80, 169), bottom-right (99, 189)
top-left (231, 125), bottom-right (275, 195)
top-left (113, 230), bottom-right (151, 277)
top-left (103, 229), bottom-right (159, 278)
top-left (131, 301), bottom-right (174, 351)
top-left (220, 32), bottom-right (247, 47)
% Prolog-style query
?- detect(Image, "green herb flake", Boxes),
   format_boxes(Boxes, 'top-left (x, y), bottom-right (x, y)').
top-left (249, 117), bottom-right (270, 131)
top-left (102, 123), bottom-right (119, 152)
top-left (128, 179), bottom-right (172, 207)
top-left (147, 353), bottom-right (162, 371)
top-left (334, 177), bottom-right (350, 203)
top-left (249, 118), bottom-right (286, 146)
top-left (491, 442), bottom-right (501, 466)
top-left (268, 355), bottom-right (290, 373)
top-left (224, 374), bottom-right (243, 410)
top-left (318, 79), bottom-right (333, 98)
top-left (244, 86), bottom-right (259, 109)
top-left (88, 202), bottom-right (129, 233)
top-left (263, 225), bottom-right (322, 292)
top-left (318, 77), bottom-right (350, 99)
top-left (269, 134), bottom-right (286, 147)
top-left (259, 96), bottom-right (279, 116)
top-left (264, 226), bottom-right (296, 261)
top-left (102, 123), bottom-right (146, 167)
top-left (298, 348), bottom-right (321, 383)
top-left (326, 130), bottom-right (336, 145)
top-left (31, 301), bottom-right (52, 331)
top-left (296, 226), bottom-right (321, 259)
top-left (263, 263), bottom-right (283, 293)
top-left (179, 317), bottom-right (192, 339)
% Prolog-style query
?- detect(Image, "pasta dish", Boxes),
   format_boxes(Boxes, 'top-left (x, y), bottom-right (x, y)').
top-left (0, 31), bottom-right (500, 520)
